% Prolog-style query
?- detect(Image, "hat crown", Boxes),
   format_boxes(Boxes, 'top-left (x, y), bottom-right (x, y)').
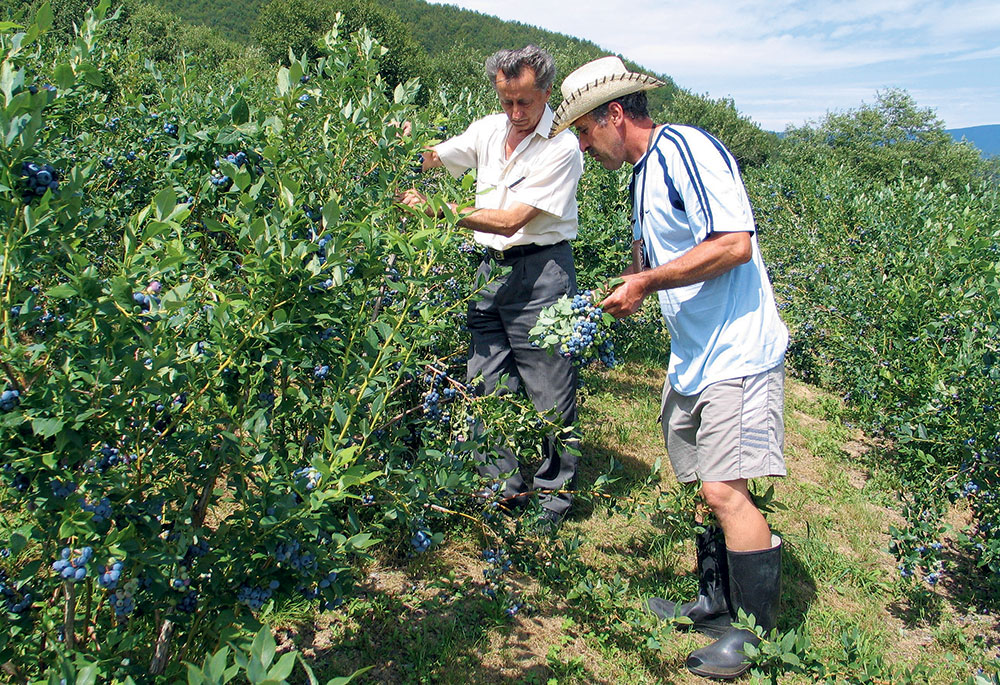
top-left (560, 56), bottom-right (630, 100)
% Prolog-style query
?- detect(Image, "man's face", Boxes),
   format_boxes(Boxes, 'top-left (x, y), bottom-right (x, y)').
top-left (495, 67), bottom-right (551, 136)
top-left (573, 113), bottom-right (626, 170)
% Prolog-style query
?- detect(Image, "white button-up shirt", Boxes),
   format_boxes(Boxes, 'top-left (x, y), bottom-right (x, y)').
top-left (434, 105), bottom-right (583, 251)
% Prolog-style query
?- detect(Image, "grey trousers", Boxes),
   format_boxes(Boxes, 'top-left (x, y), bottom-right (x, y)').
top-left (467, 241), bottom-right (579, 515)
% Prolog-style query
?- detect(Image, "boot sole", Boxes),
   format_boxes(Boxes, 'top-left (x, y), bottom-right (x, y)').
top-left (687, 662), bottom-right (749, 680)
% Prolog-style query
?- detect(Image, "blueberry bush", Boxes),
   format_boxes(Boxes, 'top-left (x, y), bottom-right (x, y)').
top-left (748, 132), bottom-right (1000, 595)
top-left (0, 4), bottom-right (568, 680)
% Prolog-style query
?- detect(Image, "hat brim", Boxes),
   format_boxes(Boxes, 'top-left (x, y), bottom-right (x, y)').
top-left (549, 73), bottom-right (665, 138)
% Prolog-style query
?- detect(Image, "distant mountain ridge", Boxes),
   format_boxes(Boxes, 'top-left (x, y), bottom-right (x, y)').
top-left (947, 125), bottom-right (1000, 158)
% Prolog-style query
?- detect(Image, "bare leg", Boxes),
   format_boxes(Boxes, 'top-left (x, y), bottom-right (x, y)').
top-left (700, 479), bottom-right (771, 551)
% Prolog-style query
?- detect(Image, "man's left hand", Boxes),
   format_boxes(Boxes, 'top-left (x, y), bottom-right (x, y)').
top-left (396, 188), bottom-right (434, 217)
top-left (600, 273), bottom-right (649, 319)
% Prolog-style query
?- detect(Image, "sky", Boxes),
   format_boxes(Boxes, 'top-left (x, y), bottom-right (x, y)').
top-left (429, 0), bottom-right (1000, 131)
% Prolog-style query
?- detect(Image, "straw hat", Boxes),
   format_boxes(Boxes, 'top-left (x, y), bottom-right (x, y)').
top-left (549, 56), bottom-right (665, 138)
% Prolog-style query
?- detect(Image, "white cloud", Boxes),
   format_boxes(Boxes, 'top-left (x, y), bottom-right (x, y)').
top-left (429, 0), bottom-right (1000, 128)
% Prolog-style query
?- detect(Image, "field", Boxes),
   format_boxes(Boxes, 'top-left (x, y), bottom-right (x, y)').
top-left (0, 3), bottom-right (998, 683)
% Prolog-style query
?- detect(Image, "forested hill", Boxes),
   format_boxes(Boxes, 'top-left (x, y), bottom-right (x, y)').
top-left (947, 124), bottom-right (1000, 158)
top-left (152, 0), bottom-right (268, 42)
top-left (150, 0), bottom-right (676, 109)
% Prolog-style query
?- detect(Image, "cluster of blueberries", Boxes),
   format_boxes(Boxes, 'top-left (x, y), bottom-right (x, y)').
top-left (52, 546), bottom-right (93, 582)
top-left (84, 444), bottom-right (135, 473)
top-left (98, 559), bottom-right (125, 590)
top-left (0, 569), bottom-right (31, 615)
top-left (220, 151), bottom-right (249, 168)
top-left (299, 569), bottom-right (339, 600)
top-left (19, 162), bottom-right (60, 203)
top-left (421, 372), bottom-right (458, 424)
top-left (0, 569), bottom-right (32, 615)
top-left (51, 479), bottom-right (78, 497)
top-left (0, 389), bottom-right (20, 412)
top-left (177, 589), bottom-right (198, 613)
top-left (171, 569), bottom-right (192, 593)
top-left (273, 539), bottom-right (317, 574)
top-left (532, 291), bottom-right (618, 368)
top-left (110, 583), bottom-right (137, 618)
top-left (313, 364), bottom-right (330, 380)
top-left (564, 291), bottom-right (617, 367)
top-left (133, 280), bottom-right (162, 312)
top-left (313, 232), bottom-right (332, 266)
top-left (237, 580), bottom-right (280, 610)
top-left (411, 529), bottom-right (433, 553)
top-left (481, 547), bottom-right (512, 599)
top-left (163, 122), bottom-right (178, 136)
top-left (209, 170), bottom-right (232, 189)
top-left (82, 496), bottom-right (113, 524)
top-left (185, 537), bottom-right (210, 563)
top-left (294, 465), bottom-right (322, 491)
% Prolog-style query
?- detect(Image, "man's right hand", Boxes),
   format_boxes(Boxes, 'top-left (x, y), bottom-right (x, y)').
top-left (600, 273), bottom-right (650, 319)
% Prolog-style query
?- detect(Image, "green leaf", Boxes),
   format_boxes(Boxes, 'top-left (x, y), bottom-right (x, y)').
top-left (45, 283), bottom-right (76, 299)
top-left (186, 665), bottom-right (207, 685)
top-left (154, 187), bottom-right (177, 222)
top-left (332, 402), bottom-right (347, 428)
top-left (276, 67), bottom-right (291, 96)
top-left (325, 666), bottom-right (374, 685)
top-left (32, 417), bottom-right (64, 437)
top-left (207, 645), bottom-right (229, 679)
top-left (74, 664), bottom-right (98, 685)
top-left (252, 627), bottom-right (276, 671)
top-left (230, 97), bottom-right (249, 125)
top-left (267, 652), bottom-right (297, 681)
top-left (33, 1), bottom-right (53, 32)
top-left (1, 61), bottom-right (14, 105)
top-left (781, 652), bottom-right (801, 666)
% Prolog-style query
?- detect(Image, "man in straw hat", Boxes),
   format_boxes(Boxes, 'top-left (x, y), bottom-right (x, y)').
top-left (550, 56), bottom-right (789, 679)
top-left (398, 46), bottom-right (584, 532)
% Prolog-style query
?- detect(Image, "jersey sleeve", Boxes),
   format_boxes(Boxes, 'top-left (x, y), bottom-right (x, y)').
top-left (508, 139), bottom-right (583, 219)
top-left (665, 127), bottom-right (755, 243)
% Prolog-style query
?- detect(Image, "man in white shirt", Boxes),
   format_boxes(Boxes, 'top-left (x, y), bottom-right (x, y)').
top-left (398, 46), bottom-right (584, 530)
top-left (550, 56), bottom-right (788, 679)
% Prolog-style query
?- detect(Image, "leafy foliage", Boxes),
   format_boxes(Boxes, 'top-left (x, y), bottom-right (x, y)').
top-left (0, 4), bottom-right (558, 680)
top-left (664, 90), bottom-right (778, 168)
top-left (781, 88), bottom-right (987, 188)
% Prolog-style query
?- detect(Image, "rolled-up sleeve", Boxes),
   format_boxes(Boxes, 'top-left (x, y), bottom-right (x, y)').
top-left (434, 120), bottom-right (482, 178)
top-left (509, 141), bottom-right (583, 219)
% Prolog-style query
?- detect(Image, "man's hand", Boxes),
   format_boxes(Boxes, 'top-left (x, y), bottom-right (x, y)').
top-left (396, 187), bottom-right (435, 217)
top-left (600, 272), bottom-right (649, 319)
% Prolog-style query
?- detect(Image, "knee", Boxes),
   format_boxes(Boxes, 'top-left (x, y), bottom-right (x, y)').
top-left (700, 481), bottom-right (754, 520)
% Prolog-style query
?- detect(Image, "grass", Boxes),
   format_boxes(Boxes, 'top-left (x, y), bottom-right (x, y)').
top-left (272, 359), bottom-right (999, 684)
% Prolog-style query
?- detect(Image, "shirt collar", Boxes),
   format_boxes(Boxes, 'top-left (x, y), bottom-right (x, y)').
top-left (535, 106), bottom-right (555, 139)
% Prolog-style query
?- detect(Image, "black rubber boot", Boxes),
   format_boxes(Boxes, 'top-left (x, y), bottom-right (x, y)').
top-left (686, 535), bottom-right (782, 680)
top-left (647, 526), bottom-right (731, 637)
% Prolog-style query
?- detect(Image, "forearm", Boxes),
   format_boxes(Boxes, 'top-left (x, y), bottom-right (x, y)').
top-left (634, 234), bottom-right (750, 292)
top-left (601, 231), bottom-right (751, 318)
top-left (453, 207), bottom-right (523, 237)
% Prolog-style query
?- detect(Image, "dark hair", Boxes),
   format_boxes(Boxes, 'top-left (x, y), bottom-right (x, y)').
top-left (590, 91), bottom-right (650, 123)
top-left (485, 45), bottom-right (556, 93)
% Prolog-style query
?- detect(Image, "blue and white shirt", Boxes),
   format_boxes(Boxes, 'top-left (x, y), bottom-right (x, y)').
top-left (633, 125), bottom-right (787, 395)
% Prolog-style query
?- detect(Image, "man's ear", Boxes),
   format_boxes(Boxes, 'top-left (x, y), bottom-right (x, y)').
top-left (608, 101), bottom-right (625, 125)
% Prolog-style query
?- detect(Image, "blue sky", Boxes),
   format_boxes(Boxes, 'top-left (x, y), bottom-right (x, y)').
top-left (431, 0), bottom-right (1000, 131)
